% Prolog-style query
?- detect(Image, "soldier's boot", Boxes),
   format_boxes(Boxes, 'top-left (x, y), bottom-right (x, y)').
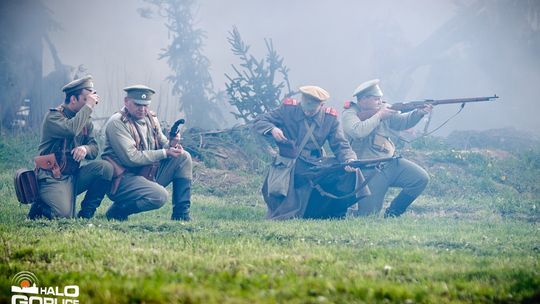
top-left (105, 202), bottom-right (129, 221)
top-left (78, 179), bottom-right (110, 219)
top-left (384, 193), bottom-right (417, 218)
top-left (171, 178), bottom-right (192, 221)
top-left (27, 200), bottom-right (53, 220)
top-left (27, 201), bottom-right (44, 220)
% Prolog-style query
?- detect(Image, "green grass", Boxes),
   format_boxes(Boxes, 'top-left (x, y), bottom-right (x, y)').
top-left (1, 133), bottom-right (539, 303)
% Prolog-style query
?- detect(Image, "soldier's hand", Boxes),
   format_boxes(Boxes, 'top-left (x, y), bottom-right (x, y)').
top-left (169, 133), bottom-right (181, 148)
top-left (344, 165), bottom-right (358, 173)
top-left (84, 92), bottom-right (100, 108)
top-left (271, 127), bottom-right (288, 142)
top-left (344, 159), bottom-right (358, 173)
top-left (166, 146), bottom-right (183, 158)
top-left (417, 104), bottom-right (433, 115)
top-left (71, 146), bottom-right (88, 162)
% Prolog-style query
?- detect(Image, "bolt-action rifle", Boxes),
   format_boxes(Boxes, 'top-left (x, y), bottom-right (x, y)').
top-left (300, 156), bottom-right (398, 199)
top-left (355, 95), bottom-right (499, 121)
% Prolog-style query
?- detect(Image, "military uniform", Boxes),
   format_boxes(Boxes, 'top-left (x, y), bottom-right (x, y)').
top-left (253, 86), bottom-right (368, 220)
top-left (102, 85), bottom-right (193, 221)
top-left (31, 76), bottom-right (113, 219)
top-left (342, 79), bottom-right (429, 217)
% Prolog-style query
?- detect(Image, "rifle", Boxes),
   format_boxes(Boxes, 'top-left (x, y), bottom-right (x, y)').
top-left (356, 95), bottom-right (499, 121)
top-left (169, 118), bottom-right (185, 140)
top-left (302, 156), bottom-right (397, 181)
top-left (300, 156), bottom-right (398, 200)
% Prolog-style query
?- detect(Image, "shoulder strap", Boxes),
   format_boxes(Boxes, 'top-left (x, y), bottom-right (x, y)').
top-left (296, 121), bottom-right (317, 158)
top-left (121, 109), bottom-right (143, 150)
top-left (146, 111), bottom-right (161, 150)
top-left (302, 120), bottom-right (321, 150)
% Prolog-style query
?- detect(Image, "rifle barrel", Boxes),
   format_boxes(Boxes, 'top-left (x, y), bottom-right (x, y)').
top-left (391, 95), bottom-right (498, 112)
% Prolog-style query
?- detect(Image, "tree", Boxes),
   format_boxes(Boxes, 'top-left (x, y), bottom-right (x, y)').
top-left (143, 0), bottom-right (224, 130)
top-left (0, 0), bottom-right (58, 130)
top-left (225, 26), bottom-right (292, 123)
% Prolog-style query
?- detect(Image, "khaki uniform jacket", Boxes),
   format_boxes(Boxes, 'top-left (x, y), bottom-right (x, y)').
top-left (36, 103), bottom-right (102, 218)
top-left (38, 104), bottom-right (98, 159)
top-left (342, 103), bottom-right (424, 159)
top-left (253, 100), bottom-right (356, 163)
top-left (102, 108), bottom-right (170, 168)
top-left (253, 100), bottom-right (360, 220)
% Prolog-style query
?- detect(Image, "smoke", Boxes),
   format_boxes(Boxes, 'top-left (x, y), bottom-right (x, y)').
top-left (30, 0), bottom-right (540, 134)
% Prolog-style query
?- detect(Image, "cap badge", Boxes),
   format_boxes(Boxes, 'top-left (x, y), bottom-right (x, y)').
top-left (141, 94), bottom-right (146, 99)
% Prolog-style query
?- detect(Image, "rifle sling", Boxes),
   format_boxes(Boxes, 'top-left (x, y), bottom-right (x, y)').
top-left (310, 164), bottom-right (384, 200)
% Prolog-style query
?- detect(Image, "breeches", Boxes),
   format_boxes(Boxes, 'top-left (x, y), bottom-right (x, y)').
top-left (107, 151), bottom-right (192, 212)
top-left (38, 160), bottom-right (113, 218)
top-left (355, 158), bottom-right (429, 216)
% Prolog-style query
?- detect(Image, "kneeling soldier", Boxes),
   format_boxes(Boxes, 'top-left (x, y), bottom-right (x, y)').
top-left (253, 85), bottom-right (368, 220)
top-left (30, 75), bottom-right (113, 219)
top-left (102, 85), bottom-right (193, 221)
top-left (342, 79), bottom-right (431, 217)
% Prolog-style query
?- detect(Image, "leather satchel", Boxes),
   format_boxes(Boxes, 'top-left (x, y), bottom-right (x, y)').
top-left (267, 155), bottom-right (295, 197)
top-left (13, 169), bottom-right (39, 204)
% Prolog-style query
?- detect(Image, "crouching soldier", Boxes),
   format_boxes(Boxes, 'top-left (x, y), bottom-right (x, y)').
top-left (29, 75), bottom-right (113, 219)
top-left (342, 79), bottom-right (430, 217)
top-left (253, 85), bottom-right (369, 220)
top-left (102, 85), bottom-right (193, 221)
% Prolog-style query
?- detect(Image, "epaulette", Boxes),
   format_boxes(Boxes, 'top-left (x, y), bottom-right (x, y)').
top-left (325, 107), bottom-right (338, 117)
top-left (149, 110), bottom-right (158, 117)
top-left (343, 101), bottom-right (355, 109)
top-left (283, 98), bottom-right (298, 106)
top-left (119, 109), bottom-right (130, 123)
top-left (50, 106), bottom-right (63, 112)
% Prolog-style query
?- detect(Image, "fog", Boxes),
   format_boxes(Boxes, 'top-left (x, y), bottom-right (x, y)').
top-left (18, 0), bottom-right (540, 135)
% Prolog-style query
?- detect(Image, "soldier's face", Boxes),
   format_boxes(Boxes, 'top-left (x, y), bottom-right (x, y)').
top-left (358, 95), bottom-right (382, 110)
top-left (70, 89), bottom-right (92, 112)
top-left (301, 95), bottom-right (322, 117)
top-left (124, 98), bottom-right (148, 120)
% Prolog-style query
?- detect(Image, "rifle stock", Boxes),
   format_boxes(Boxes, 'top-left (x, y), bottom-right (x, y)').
top-left (356, 95), bottom-right (498, 121)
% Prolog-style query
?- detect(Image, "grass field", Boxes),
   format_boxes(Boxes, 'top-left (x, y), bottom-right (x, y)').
top-left (1, 134), bottom-right (539, 303)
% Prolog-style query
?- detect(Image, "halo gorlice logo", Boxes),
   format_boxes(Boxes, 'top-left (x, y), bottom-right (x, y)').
top-left (11, 271), bottom-right (39, 294)
top-left (10, 271), bottom-right (80, 304)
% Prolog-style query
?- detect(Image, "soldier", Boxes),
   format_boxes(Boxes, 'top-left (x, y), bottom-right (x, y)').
top-left (102, 85), bottom-right (193, 221)
top-left (253, 85), bottom-right (368, 220)
top-left (29, 75), bottom-right (113, 219)
top-left (342, 79), bottom-right (431, 217)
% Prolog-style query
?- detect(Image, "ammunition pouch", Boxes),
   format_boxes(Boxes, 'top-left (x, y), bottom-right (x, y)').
top-left (34, 153), bottom-right (80, 178)
top-left (372, 133), bottom-right (395, 156)
top-left (134, 163), bottom-right (160, 182)
top-left (102, 156), bottom-right (126, 195)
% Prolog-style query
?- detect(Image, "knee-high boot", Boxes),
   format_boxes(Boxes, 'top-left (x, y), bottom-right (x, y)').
top-left (171, 178), bottom-right (192, 221)
top-left (27, 200), bottom-right (54, 220)
top-left (384, 192), bottom-right (417, 218)
top-left (78, 178), bottom-right (111, 219)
